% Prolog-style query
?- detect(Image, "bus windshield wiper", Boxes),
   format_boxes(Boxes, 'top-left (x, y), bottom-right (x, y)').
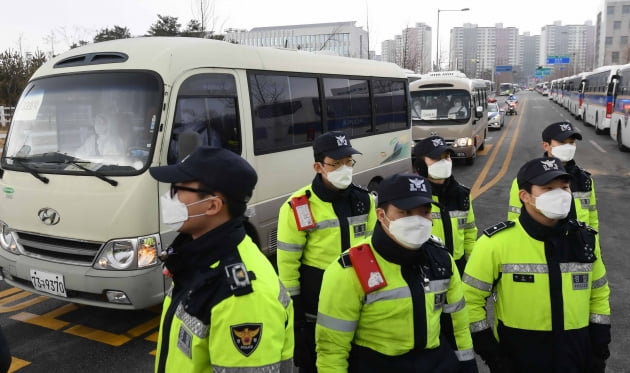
top-left (13, 152), bottom-right (118, 187)
top-left (3, 156), bottom-right (49, 184)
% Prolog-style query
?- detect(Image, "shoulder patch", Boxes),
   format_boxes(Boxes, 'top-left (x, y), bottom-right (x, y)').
top-left (483, 221), bottom-right (516, 237)
top-left (231, 323), bottom-right (262, 356)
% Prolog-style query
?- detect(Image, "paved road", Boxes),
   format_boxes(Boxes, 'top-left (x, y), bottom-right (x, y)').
top-left (1, 91), bottom-right (628, 372)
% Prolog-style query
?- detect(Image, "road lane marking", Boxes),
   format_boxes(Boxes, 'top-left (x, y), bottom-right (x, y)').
top-left (477, 144), bottom-right (493, 155)
top-left (65, 325), bottom-right (131, 347)
top-left (589, 140), bottom-right (607, 153)
top-left (0, 289), bottom-right (48, 313)
top-left (471, 99), bottom-right (526, 199)
top-left (11, 303), bottom-right (77, 330)
top-left (8, 357), bottom-right (31, 372)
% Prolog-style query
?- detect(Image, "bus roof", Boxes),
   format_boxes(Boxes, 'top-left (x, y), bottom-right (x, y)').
top-left (31, 37), bottom-right (407, 82)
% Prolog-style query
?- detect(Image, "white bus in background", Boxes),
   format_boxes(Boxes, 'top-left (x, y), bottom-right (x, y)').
top-left (610, 63), bottom-right (630, 151)
top-left (564, 73), bottom-right (588, 118)
top-left (0, 37), bottom-right (412, 309)
top-left (583, 65), bottom-right (622, 134)
top-left (409, 71), bottom-right (488, 165)
top-left (550, 79), bottom-right (559, 101)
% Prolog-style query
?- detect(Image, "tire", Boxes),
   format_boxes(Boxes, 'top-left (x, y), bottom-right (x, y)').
top-left (618, 123), bottom-right (629, 152)
top-left (479, 131), bottom-right (486, 151)
top-left (595, 115), bottom-right (605, 135)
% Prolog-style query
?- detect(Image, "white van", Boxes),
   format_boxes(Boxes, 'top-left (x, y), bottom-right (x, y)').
top-left (0, 37), bottom-right (412, 309)
top-left (409, 71), bottom-right (488, 165)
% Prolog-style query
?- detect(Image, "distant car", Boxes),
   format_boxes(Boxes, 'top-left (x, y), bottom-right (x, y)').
top-left (488, 96), bottom-right (497, 103)
top-left (528, 87), bottom-right (534, 91)
top-left (487, 102), bottom-right (504, 129)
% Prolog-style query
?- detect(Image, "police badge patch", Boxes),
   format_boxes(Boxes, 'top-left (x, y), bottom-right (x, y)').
top-left (231, 323), bottom-right (263, 356)
top-left (572, 273), bottom-right (589, 290)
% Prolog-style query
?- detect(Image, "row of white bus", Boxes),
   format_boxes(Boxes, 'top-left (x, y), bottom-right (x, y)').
top-left (547, 64), bottom-right (630, 151)
top-left (0, 37), bottom-right (487, 310)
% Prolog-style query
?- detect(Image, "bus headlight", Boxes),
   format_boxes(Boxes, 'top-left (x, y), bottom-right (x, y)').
top-left (0, 221), bottom-right (19, 254)
top-left (94, 234), bottom-right (160, 270)
top-left (454, 137), bottom-right (473, 147)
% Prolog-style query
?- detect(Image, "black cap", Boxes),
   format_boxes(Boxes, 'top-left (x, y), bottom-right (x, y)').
top-left (149, 146), bottom-right (257, 203)
top-left (377, 173), bottom-right (434, 210)
top-left (313, 131), bottom-right (362, 160)
top-left (517, 157), bottom-right (571, 189)
top-left (413, 136), bottom-right (453, 159)
top-left (542, 122), bottom-right (583, 142)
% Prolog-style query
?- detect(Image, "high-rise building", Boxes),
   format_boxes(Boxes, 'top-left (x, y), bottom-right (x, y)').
top-left (596, 0), bottom-right (630, 66)
top-left (380, 23), bottom-right (432, 74)
top-left (449, 23), bottom-right (519, 79)
top-left (540, 21), bottom-right (596, 77)
top-left (224, 21), bottom-right (369, 59)
top-left (519, 32), bottom-right (541, 84)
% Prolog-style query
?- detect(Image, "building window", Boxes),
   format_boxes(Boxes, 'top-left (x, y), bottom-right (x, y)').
top-left (622, 36), bottom-right (628, 45)
top-left (608, 6), bottom-right (615, 15)
top-left (612, 51), bottom-right (620, 63)
top-left (614, 21), bottom-right (622, 30)
top-left (624, 5), bottom-right (630, 13)
top-left (606, 36), bottom-right (613, 45)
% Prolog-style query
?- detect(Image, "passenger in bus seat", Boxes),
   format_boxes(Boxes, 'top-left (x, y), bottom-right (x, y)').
top-left (76, 112), bottom-right (128, 158)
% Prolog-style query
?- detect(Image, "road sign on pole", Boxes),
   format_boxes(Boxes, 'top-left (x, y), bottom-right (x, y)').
top-left (546, 56), bottom-right (571, 64)
top-left (495, 65), bottom-right (513, 72)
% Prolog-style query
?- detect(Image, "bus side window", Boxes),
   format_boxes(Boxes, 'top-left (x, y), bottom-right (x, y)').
top-left (168, 74), bottom-right (241, 164)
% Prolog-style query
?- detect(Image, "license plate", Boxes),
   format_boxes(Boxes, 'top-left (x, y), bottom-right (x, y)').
top-left (30, 269), bottom-right (68, 297)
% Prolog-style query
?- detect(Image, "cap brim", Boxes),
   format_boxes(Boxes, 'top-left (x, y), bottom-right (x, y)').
top-left (149, 164), bottom-right (196, 183)
top-left (325, 147), bottom-right (362, 160)
top-left (528, 170), bottom-right (571, 186)
top-left (425, 145), bottom-right (453, 159)
top-left (390, 196), bottom-right (435, 210)
top-left (555, 131), bottom-right (582, 141)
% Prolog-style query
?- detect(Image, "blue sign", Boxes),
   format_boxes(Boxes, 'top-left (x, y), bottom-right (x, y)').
top-left (496, 65), bottom-right (513, 72)
top-left (546, 56), bottom-right (571, 64)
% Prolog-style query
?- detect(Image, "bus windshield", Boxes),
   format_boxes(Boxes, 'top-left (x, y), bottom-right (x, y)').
top-left (2, 72), bottom-right (162, 175)
top-left (410, 89), bottom-right (471, 124)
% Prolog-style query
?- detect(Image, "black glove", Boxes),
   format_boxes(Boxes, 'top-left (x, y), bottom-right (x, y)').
top-left (471, 329), bottom-right (515, 373)
top-left (591, 356), bottom-right (606, 373)
top-left (293, 323), bottom-right (316, 370)
top-left (458, 359), bottom-right (479, 373)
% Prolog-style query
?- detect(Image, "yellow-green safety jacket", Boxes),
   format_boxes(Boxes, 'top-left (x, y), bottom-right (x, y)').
top-left (507, 160), bottom-right (599, 231)
top-left (463, 215), bottom-right (610, 371)
top-left (316, 226), bottom-right (475, 372)
top-left (428, 178), bottom-right (477, 265)
top-left (155, 226), bottom-right (293, 373)
top-left (277, 176), bottom-right (376, 316)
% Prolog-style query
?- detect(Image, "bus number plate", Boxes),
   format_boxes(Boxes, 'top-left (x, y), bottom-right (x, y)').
top-left (30, 269), bottom-right (68, 297)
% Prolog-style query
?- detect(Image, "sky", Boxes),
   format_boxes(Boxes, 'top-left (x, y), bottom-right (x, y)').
top-left (1, 0), bottom-right (601, 57)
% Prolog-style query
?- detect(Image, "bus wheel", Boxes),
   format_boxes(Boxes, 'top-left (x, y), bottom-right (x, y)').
top-left (595, 115), bottom-right (605, 134)
top-left (618, 123), bottom-right (629, 152)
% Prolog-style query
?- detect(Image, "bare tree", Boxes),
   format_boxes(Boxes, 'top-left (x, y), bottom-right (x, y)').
top-left (57, 26), bottom-right (93, 50)
top-left (190, 0), bottom-right (227, 37)
top-left (42, 30), bottom-right (57, 57)
top-left (318, 25), bottom-right (344, 52)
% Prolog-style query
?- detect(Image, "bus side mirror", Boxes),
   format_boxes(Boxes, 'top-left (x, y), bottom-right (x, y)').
top-left (475, 106), bottom-right (483, 119)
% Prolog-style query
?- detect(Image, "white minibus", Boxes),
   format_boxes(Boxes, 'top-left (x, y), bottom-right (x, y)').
top-left (409, 71), bottom-right (488, 165)
top-left (0, 37), bottom-right (412, 309)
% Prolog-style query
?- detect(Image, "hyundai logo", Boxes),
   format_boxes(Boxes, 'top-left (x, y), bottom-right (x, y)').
top-left (38, 208), bottom-right (60, 225)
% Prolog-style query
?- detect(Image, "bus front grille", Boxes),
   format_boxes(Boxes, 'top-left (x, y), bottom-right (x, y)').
top-left (16, 232), bottom-right (103, 265)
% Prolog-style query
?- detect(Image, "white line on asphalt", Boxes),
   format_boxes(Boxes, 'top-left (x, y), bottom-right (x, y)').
top-left (590, 140), bottom-right (607, 153)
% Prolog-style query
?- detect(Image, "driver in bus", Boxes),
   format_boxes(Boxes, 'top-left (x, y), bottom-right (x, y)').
top-left (412, 99), bottom-right (423, 118)
top-left (448, 97), bottom-right (468, 118)
top-left (76, 113), bottom-right (127, 157)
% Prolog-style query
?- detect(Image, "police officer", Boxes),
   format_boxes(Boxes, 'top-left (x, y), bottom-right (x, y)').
top-left (508, 121), bottom-right (599, 231)
top-left (464, 157), bottom-right (611, 373)
top-left (150, 146), bottom-right (293, 373)
top-left (316, 173), bottom-right (477, 373)
top-left (413, 136), bottom-right (477, 275)
top-left (277, 131), bottom-right (377, 373)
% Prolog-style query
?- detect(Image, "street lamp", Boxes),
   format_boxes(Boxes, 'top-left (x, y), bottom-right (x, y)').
top-left (436, 7), bottom-right (470, 71)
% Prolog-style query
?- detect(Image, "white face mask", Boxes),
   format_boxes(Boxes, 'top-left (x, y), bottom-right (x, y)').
top-left (386, 215), bottom-right (433, 250)
top-left (325, 165), bottom-right (353, 189)
top-left (551, 143), bottom-right (577, 162)
top-left (532, 188), bottom-right (573, 220)
top-left (159, 192), bottom-right (216, 231)
top-left (427, 159), bottom-right (452, 179)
